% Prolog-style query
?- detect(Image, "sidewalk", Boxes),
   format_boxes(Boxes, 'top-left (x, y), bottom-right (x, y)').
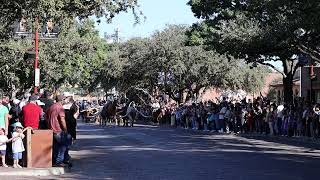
top-left (0, 167), bottom-right (66, 177)
top-left (237, 133), bottom-right (320, 145)
top-left (169, 125), bottom-right (320, 148)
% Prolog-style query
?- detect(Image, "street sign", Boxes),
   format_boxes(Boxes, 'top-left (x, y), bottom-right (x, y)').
top-left (35, 68), bottom-right (40, 87)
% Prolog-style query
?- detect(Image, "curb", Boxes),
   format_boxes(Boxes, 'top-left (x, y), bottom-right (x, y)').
top-left (0, 167), bottom-right (66, 176)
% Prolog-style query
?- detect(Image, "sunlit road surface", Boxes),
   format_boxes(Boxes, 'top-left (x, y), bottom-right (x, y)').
top-left (7, 122), bottom-right (320, 180)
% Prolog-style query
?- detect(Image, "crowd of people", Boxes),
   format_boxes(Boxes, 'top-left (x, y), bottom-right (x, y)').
top-left (2, 89), bottom-right (320, 168)
top-left (0, 91), bottom-right (78, 168)
top-left (94, 95), bottom-right (320, 140)
top-left (156, 97), bottom-right (320, 139)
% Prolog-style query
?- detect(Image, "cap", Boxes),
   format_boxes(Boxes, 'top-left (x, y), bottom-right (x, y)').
top-left (13, 122), bottom-right (24, 129)
top-left (36, 100), bottom-right (45, 106)
top-left (63, 92), bottom-right (72, 97)
top-left (29, 95), bottom-right (38, 101)
top-left (13, 99), bottom-right (21, 105)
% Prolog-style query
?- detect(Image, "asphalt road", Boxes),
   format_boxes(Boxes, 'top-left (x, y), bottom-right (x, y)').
top-left (6, 122), bottom-right (320, 180)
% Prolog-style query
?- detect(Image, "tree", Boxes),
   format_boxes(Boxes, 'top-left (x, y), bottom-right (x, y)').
top-left (108, 25), bottom-right (269, 103)
top-left (0, 39), bottom-right (34, 97)
top-left (39, 19), bottom-right (110, 92)
top-left (188, 0), bottom-right (320, 104)
top-left (0, 0), bottom-right (142, 39)
top-left (0, 1), bottom-right (142, 95)
top-left (0, 19), bottom-right (115, 95)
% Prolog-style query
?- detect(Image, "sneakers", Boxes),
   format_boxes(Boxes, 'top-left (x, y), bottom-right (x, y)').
top-left (13, 164), bottom-right (22, 168)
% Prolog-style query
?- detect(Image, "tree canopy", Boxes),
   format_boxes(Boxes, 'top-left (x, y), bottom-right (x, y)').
top-left (0, 19), bottom-right (112, 97)
top-left (188, 0), bottom-right (320, 104)
top-left (0, 1), bottom-right (270, 101)
top-left (0, 0), bottom-right (141, 39)
top-left (98, 25), bottom-right (269, 103)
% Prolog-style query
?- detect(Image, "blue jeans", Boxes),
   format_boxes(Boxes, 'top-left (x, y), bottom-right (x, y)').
top-left (277, 118), bottom-right (283, 135)
top-left (53, 132), bottom-right (72, 164)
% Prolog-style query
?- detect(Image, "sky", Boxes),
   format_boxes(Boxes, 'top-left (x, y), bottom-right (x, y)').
top-left (94, 0), bottom-right (282, 70)
top-left (96, 0), bottom-right (198, 39)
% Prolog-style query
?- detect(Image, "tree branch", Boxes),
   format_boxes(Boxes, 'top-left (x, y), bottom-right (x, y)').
top-left (290, 59), bottom-right (294, 74)
top-left (258, 61), bottom-right (286, 77)
top-left (298, 45), bottom-right (320, 63)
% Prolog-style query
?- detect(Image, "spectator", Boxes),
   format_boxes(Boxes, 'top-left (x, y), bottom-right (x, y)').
top-left (9, 99), bottom-right (21, 134)
top-left (39, 90), bottom-right (54, 113)
top-left (65, 98), bottom-right (78, 142)
top-left (2, 96), bottom-right (11, 111)
top-left (21, 95), bottom-right (42, 129)
top-left (218, 103), bottom-right (227, 133)
top-left (11, 122), bottom-right (30, 168)
top-left (0, 97), bottom-right (10, 135)
top-left (64, 100), bottom-right (79, 164)
top-left (0, 127), bottom-right (8, 167)
top-left (46, 95), bottom-right (71, 166)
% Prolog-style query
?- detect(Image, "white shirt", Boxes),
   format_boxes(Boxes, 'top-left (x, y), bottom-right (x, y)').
top-left (63, 103), bottom-right (73, 110)
top-left (151, 102), bottom-right (161, 110)
top-left (12, 132), bottom-right (25, 153)
top-left (277, 105), bottom-right (284, 118)
top-left (0, 135), bottom-right (8, 150)
top-left (19, 100), bottom-right (27, 110)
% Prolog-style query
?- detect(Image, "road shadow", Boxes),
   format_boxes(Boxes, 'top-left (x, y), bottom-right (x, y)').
top-left (61, 122), bottom-right (320, 180)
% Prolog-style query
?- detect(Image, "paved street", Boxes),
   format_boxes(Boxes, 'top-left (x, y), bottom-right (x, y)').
top-left (6, 121), bottom-right (320, 180)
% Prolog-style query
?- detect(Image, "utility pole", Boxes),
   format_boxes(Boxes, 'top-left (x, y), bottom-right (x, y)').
top-left (115, 28), bottom-right (120, 43)
top-left (15, 18), bottom-right (58, 95)
top-left (104, 28), bottom-right (120, 43)
top-left (34, 17), bottom-right (39, 94)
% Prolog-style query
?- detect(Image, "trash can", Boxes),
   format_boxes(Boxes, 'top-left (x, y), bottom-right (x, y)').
top-left (23, 129), bottom-right (53, 168)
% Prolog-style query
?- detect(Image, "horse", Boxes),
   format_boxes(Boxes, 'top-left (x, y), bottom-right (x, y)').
top-left (152, 107), bottom-right (165, 125)
top-left (100, 101), bottom-right (119, 127)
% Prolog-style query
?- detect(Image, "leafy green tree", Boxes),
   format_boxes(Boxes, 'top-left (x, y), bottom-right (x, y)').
top-left (0, 0), bottom-right (141, 39)
top-left (108, 25), bottom-right (269, 103)
top-left (39, 19), bottom-right (109, 92)
top-left (188, 0), bottom-right (320, 104)
top-left (0, 19), bottom-right (114, 96)
top-left (0, 39), bottom-right (33, 96)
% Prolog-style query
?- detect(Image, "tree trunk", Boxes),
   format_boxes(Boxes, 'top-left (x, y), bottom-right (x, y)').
top-left (283, 74), bottom-right (293, 105)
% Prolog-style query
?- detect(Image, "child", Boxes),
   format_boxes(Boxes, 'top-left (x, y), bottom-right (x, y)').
top-left (0, 128), bottom-right (9, 167)
top-left (11, 122), bottom-right (31, 168)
